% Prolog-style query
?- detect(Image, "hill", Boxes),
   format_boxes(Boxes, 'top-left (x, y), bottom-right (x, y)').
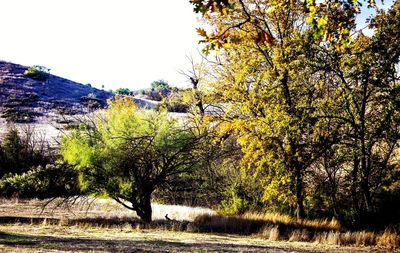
top-left (0, 60), bottom-right (160, 141)
top-left (0, 60), bottom-right (113, 124)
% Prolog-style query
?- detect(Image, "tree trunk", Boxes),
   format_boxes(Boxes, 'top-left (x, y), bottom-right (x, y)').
top-left (136, 196), bottom-right (152, 223)
top-left (352, 154), bottom-right (360, 216)
top-left (134, 187), bottom-right (153, 223)
top-left (294, 164), bottom-right (305, 220)
top-left (359, 78), bottom-right (373, 215)
top-left (360, 142), bottom-right (373, 214)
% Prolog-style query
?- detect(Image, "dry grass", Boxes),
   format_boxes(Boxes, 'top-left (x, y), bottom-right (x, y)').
top-left (0, 198), bottom-right (398, 250)
top-left (0, 223), bottom-right (380, 253)
top-left (288, 229), bottom-right (310, 242)
top-left (192, 213), bottom-right (398, 249)
top-left (191, 212), bottom-right (340, 237)
top-left (0, 197), bottom-right (215, 222)
top-left (377, 229), bottom-right (400, 248)
top-left (242, 212), bottom-right (340, 231)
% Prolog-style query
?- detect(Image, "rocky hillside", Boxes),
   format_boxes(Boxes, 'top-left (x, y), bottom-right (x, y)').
top-left (0, 60), bottom-right (113, 123)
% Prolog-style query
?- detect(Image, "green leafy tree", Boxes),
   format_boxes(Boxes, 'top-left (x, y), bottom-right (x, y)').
top-left (61, 97), bottom-right (207, 222)
top-left (114, 88), bottom-right (131, 95)
top-left (151, 80), bottom-right (170, 90)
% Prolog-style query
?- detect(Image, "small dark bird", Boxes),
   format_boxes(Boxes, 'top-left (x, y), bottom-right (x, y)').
top-left (165, 214), bottom-right (171, 221)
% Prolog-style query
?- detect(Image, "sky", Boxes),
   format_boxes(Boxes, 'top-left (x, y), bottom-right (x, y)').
top-left (0, 0), bottom-right (203, 91)
top-left (0, 1), bottom-right (394, 91)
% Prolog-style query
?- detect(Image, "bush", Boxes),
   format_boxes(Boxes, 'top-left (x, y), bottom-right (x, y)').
top-left (0, 162), bottom-right (80, 199)
top-left (24, 65), bottom-right (50, 81)
top-left (114, 88), bottom-right (131, 95)
top-left (151, 80), bottom-right (170, 90)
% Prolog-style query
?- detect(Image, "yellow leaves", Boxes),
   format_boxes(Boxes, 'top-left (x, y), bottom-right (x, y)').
top-left (317, 16), bottom-right (328, 28)
top-left (266, 6), bottom-right (275, 14)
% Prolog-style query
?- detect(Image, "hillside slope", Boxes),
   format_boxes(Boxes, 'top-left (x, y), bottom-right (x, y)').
top-left (0, 60), bottom-right (113, 123)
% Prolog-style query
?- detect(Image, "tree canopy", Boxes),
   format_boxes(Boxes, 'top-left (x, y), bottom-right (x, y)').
top-left (191, 0), bottom-right (400, 225)
top-left (61, 97), bottom-right (209, 222)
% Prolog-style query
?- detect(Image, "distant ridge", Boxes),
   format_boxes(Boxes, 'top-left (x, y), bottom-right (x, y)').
top-left (0, 60), bottom-right (113, 122)
top-left (0, 60), bottom-right (159, 124)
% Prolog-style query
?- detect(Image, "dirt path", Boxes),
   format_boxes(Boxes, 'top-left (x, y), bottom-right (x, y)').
top-left (0, 224), bottom-right (391, 253)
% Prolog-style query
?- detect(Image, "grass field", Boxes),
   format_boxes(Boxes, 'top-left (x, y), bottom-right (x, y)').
top-left (0, 198), bottom-right (396, 253)
top-left (0, 224), bottom-right (390, 253)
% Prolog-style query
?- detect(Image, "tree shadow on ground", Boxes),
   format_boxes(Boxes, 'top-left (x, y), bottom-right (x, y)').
top-left (0, 231), bottom-right (309, 253)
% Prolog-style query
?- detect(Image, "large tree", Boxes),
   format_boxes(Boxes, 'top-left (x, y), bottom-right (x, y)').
top-left (191, 0), bottom-right (338, 219)
top-left (309, 1), bottom-right (400, 224)
top-left (191, 0), bottom-right (400, 222)
top-left (61, 97), bottom-right (207, 222)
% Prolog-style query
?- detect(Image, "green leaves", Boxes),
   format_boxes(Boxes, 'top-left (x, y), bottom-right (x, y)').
top-left (60, 96), bottom-right (207, 221)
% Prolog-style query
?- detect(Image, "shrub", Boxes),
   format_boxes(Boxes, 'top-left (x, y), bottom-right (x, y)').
top-left (24, 65), bottom-right (50, 81)
top-left (0, 162), bottom-right (80, 199)
top-left (151, 80), bottom-right (170, 90)
top-left (114, 88), bottom-right (131, 95)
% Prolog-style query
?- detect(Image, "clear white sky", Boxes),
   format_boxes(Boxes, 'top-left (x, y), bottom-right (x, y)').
top-left (0, 0), bottom-right (202, 91)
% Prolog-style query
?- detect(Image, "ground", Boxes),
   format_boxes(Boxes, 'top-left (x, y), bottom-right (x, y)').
top-left (0, 199), bottom-right (395, 253)
top-left (0, 224), bottom-right (390, 253)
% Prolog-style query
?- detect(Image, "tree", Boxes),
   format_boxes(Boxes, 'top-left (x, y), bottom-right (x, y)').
top-left (61, 97), bottom-right (208, 222)
top-left (151, 80), bottom-right (170, 90)
top-left (190, 0), bottom-right (383, 50)
top-left (308, 1), bottom-right (400, 224)
top-left (114, 88), bottom-right (131, 95)
top-left (192, 0), bottom-right (400, 224)
top-left (192, 0), bottom-right (337, 219)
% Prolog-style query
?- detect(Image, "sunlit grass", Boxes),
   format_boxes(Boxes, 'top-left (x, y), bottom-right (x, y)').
top-left (0, 198), bottom-right (398, 249)
top-left (242, 212), bottom-right (340, 231)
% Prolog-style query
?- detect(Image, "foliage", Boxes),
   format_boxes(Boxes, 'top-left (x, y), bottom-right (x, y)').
top-left (0, 127), bottom-right (51, 177)
top-left (114, 88), bottom-right (131, 95)
top-left (151, 80), bottom-right (170, 91)
top-left (194, 0), bottom-right (332, 219)
top-left (305, 0), bottom-right (400, 226)
top-left (190, 0), bottom-right (381, 52)
top-left (24, 65), bottom-right (50, 81)
top-left (138, 80), bottom-right (175, 102)
top-left (61, 96), bottom-right (212, 222)
top-left (192, 0), bottom-right (400, 227)
top-left (0, 162), bottom-right (80, 199)
top-left (157, 89), bottom-right (190, 113)
top-left (153, 135), bottom-right (239, 207)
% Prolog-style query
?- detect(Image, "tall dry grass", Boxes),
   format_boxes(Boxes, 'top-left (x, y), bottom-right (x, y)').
top-left (242, 212), bottom-right (340, 231)
top-left (192, 212), bottom-right (399, 249)
top-left (0, 198), bottom-right (398, 249)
